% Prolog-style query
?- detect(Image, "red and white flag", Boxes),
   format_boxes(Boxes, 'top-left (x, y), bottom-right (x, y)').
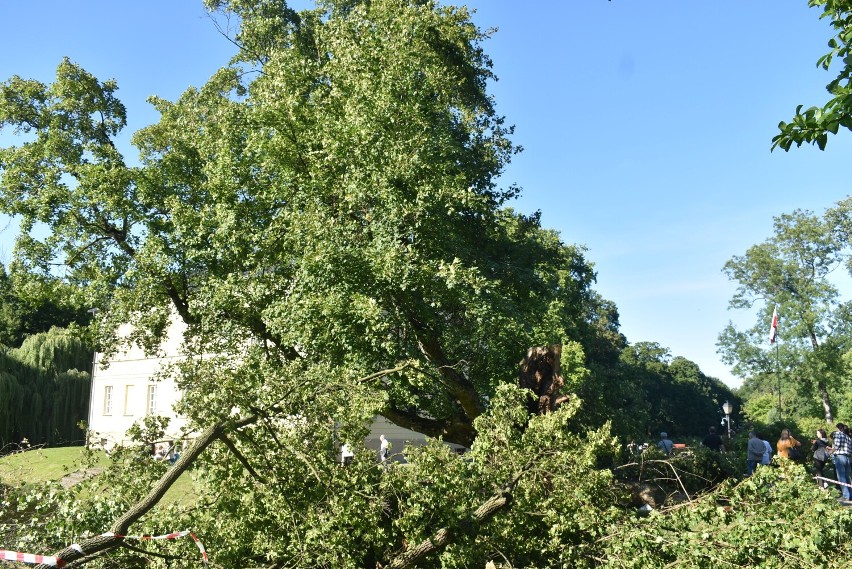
top-left (769, 307), bottom-right (779, 344)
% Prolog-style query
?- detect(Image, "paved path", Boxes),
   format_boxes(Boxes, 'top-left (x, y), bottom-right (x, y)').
top-left (59, 467), bottom-right (103, 488)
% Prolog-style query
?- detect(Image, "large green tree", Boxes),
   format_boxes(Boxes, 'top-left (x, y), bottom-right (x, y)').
top-left (0, 1), bottom-right (626, 566)
top-left (0, 262), bottom-right (90, 348)
top-left (0, 326), bottom-right (91, 448)
top-left (0, 0), bottom-right (615, 447)
top-left (718, 209), bottom-right (852, 423)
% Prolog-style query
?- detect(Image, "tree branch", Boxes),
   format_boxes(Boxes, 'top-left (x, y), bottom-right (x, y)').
top-left (219, 431), bottom-right (267, 483)
top-left (406, 315), bottom-right (484, 424)
top-left (35, 415), bottom-right (258, 568)
top-left (380, 406), bottom-right (475, 447)
top-left (383, 455), bottom-right (543, 569)
top-left (356, 362), bottom-right (410, 383)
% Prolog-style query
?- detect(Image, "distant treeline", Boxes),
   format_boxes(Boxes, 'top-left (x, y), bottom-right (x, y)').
top-left (0, 327), bottom-right (92, 449)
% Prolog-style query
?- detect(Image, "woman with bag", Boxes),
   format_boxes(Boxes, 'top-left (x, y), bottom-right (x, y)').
top-left (812, 429), bottom-right (832, 487)
top-left (777, 429), bottom-right (802, 460)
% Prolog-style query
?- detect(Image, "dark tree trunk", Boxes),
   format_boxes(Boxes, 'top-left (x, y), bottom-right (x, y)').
top-left (518, 344), bottom-right (569, 415)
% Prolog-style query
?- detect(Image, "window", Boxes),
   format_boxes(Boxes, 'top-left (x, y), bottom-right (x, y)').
top-left (103, 386), bottom-right (113, 415)
top-left (147, 384), bottom-right (157, 415)
top-left (124, 385), bottom-right (134, 415)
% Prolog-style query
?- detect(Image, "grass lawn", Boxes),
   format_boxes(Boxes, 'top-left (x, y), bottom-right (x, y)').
top-left (0, 446), bottom-right (102, 486)
top-left (0, 446), bottom-right (198, 506)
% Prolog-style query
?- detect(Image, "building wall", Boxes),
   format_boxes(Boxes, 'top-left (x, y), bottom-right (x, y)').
top-left (88, 319), bottom-right (189, 449)
top-left (88, 318), bottom-right (464, 458)
top-left (363, 416), bottom-right (465, 463)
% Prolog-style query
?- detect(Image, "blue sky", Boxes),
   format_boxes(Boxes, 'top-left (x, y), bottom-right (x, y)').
top-left (1, 1), bottom-right (850, 388)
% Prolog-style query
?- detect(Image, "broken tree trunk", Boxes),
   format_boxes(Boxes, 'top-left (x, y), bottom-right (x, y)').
top-left (382, 346), bottom-right (569, 568)
top-left (518, 344), bottom-right (569, 415)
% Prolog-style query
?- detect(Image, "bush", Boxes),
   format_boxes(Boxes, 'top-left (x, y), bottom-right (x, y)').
top-left (604, 460), bottom-right (852, 567)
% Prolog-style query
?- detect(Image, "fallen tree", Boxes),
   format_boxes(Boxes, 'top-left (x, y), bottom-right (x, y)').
top-left (25, 345), bottom-right (618, 568)
top-left (1, 0), bottom-right (624, 566)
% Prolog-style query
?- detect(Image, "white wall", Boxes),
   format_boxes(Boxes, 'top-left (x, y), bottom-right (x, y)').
top-left (88, 319), bottom-right (189, 449)
top-left (88, 317), bottom-right (465, 459)
top-left (363, 416), bottom-right (466, 463)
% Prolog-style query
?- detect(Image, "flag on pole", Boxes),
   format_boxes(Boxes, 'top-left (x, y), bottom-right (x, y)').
top-left (769, 307), bottom-right (779, 344)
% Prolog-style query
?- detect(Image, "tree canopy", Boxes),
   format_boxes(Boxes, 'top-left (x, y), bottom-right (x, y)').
top-left (0, 0), bottom-right (622, 450)
top-left (718, 209), bottom-right (852, 422)
top-left (0, 1), bottom-right (634, 565)
top-left (0, 1), bottom-right (752, 567)
top-left (0, 262), bottom-right (90, 348)
top-left (0, 326), bottom-right (91, 448)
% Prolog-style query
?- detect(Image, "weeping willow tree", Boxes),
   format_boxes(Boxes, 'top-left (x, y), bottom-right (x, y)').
top-left (0, 327), bottom-right (92, 448)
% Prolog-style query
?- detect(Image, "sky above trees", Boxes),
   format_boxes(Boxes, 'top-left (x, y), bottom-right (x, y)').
top-left (1, 1), bottom-right (850, 387)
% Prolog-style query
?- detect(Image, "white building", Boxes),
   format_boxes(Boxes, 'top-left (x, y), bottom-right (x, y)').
top-left (87, 319), bottom-right (190, 450)
top-left (87, 318), bottom-right (446, 460)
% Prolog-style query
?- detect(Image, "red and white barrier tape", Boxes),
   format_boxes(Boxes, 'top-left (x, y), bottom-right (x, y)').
top-left (101, 530), bottom-right (209, 563)
top-left (0, 530), bottom-right (208, 567)
top-left (814, 475), bottom-right (852, 489)
top-left (0, 549), bottom-right (66, 567)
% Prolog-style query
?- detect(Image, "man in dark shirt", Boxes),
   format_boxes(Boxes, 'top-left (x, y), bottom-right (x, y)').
top-left (702, 426), bottom-right (724, 452)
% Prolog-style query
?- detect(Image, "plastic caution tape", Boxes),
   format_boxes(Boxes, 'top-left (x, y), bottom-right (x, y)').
top-left (0, 549), bottom-right (66, 567)
top-left (0, 530), bottom-right (208, 567)
top-left (101, 531), bottom-right (209, 564)
top-left (814, 475), bottom-right (852, 489)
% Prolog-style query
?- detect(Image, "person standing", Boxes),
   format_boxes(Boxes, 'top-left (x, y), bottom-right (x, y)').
top-left (701, 427), bottom-right (724, 452)
top-left (777, 429), bottom-right (802, 460)
top-left (341, 443), bottom-right (354, 466)
top-left (832, 423), bottom-right (852, 501)
top-left (747, 431), bottom-right (765, 475)
top-left (379, 434), bottom-right (390, 464)
top-left (812, 429), bottom-right (832, 486)
top-left (657, 432), bottom-right (674, 456)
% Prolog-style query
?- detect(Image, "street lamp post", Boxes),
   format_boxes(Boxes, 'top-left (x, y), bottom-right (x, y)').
top-left (722, 400), bottom-right (733, 440)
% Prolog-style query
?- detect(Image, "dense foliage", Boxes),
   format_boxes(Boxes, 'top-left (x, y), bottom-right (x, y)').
top-left (0, 0), bottom-right (626, 450)
top-left (2, 387), bottom-right (625, 569)
top-left (719, 209), bottom-right (852, 423)
top-left (605, 462), bottom-right (852, 568)
top-left (617, 343), bottom-right (741, 441)
top-left (0, 327), bottom-right (91, 449)
top-left (774, 0), bottom-right (852, 150)
top-left (0, 0), bottom-right (649, 565)
top-left (0, 0), bottom-right (836, 567)
top-left (719, 202), bottom-right (852, 428)
top-left (0, 263), bottom-right (90, 349)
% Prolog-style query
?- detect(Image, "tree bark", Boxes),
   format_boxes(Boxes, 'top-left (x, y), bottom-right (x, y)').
top-left (519, 344), bottom-right (568, 415)
top-left (408, 319), bottom-right (485, 422)
top-left (818, 379), bottom-right (834, 423)
top-left (381, 406), bottom-right (477, 448)
top-left (384, 486), bottom-right (513, 569)
top-left (808, 330), bottom-right (834, 423)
